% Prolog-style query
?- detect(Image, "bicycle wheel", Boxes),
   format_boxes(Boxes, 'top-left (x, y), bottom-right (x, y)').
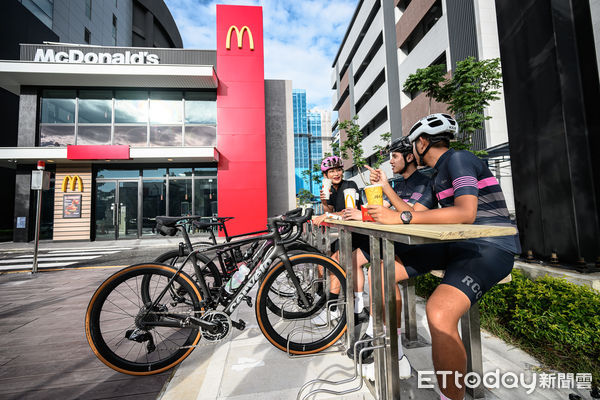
top-left (85, 264), bottom-right (203, 375)
top-left (267, 241), bottom-right (323, 298)
top-left (153, 250), bottom-right (222, 294)
top-left (256, 253), bottom-right (346, 354)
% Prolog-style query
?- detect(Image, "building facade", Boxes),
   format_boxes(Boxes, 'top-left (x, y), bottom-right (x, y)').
top-left (292, 90), bottom-right (332, 198)
top-left (0, 4), bottom-right (295, 242)
top-left (495, 0), bottom-right (600, 265)
top-left (330, 0), bottom-right (515, 214)
top-left (17, 0), bottom-right (182, 48)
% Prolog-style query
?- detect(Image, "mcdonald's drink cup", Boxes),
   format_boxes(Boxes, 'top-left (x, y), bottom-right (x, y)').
top-left (343, 188), bottom-right (358, 209)
top-left (322, 178), bottom-right (332, 200)
top-left (364, 184), bottom-right (383, 206)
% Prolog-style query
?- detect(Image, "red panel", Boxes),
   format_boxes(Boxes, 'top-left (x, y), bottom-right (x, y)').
top-left (217, 135), bottom-right (266, 162)
top-left (217, 108), bottom-right (266, 134)
top-left (217, 81), bottom-right (266, 108)
top-left (218, 162), bottom-right (267, 189)
top-left (216, 5), bottom-right (267, 236)
top-left (67, 145), bottom-right (130, 160)
top-left (216, 55), bottom-right (265, 82)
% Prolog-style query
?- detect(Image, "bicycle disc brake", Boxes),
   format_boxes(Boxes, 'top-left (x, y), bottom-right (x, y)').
top-left (200, 311), bottom-right (232, 342)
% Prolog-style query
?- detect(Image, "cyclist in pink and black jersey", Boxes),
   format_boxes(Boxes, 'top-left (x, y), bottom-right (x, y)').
top-left (365, 113), bottom-right (520, 400)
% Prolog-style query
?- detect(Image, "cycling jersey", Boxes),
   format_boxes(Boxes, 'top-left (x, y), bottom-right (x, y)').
top-left (327, 180), bottom-right (362, 212)
top-left (432, 149), bottom-right (521, 254)
top-left (392, 170), bottom-right (437, 209)
top-left (327, 180), bottom-right (369, 255)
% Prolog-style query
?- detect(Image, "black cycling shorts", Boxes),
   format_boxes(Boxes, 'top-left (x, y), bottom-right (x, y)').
top-left (331, 233), bottom-right (371, 256)
top-left (395, 241), bottom-right (514, 305)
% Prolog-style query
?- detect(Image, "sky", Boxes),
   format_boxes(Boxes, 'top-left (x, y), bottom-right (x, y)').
top-left (164, 0), bottom-right (357, 111)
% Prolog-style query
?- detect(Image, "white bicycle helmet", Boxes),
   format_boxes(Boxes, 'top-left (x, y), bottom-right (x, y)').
top-left (406, 113), bottom-right (458, 143)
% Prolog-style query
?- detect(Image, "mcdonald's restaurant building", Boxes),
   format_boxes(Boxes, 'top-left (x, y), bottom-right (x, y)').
top-left (0, 5), bottom-right (295, 242)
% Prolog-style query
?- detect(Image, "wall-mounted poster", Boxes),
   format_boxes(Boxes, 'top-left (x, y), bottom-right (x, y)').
top-left (63, 194), bottom-right (82, 218)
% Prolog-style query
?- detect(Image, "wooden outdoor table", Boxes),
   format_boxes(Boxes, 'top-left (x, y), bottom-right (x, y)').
top-left (323, 218), bottom-right (517, 400)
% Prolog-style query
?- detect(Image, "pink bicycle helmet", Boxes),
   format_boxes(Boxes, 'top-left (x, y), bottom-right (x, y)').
top-left (321, 156), bottom-right (343, 172)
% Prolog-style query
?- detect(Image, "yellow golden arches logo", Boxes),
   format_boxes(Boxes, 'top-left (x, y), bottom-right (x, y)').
top-left (61, 175), bottom-right (83, 192)
top-left (225, 25), bottom-right (254, 50)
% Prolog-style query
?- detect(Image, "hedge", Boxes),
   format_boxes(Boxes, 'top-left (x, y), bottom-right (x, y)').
top-left (415, 269), bottom-right (600, 386)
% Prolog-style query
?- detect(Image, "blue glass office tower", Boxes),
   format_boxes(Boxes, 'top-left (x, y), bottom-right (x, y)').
top-left (293, 90), bottom-right (324, 198)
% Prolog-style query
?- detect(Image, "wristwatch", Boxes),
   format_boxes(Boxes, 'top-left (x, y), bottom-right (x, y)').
top-left (400, 211), bottom-right (412, 224)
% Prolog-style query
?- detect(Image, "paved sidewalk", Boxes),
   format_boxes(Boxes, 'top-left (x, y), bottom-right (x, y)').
top-left (0, 267), bottom-right (170, 400)
top-left (160, 293), bottom-right (593, 400)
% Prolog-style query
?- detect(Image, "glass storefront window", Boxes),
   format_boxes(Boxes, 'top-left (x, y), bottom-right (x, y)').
top-left (168, 168), bottom-right (193, 177)
top-left (169, 179), bottom-right (192, 217)
top-left (40, 125), bottom-right (75, 147)
top-left (194, 178), bottom-right (217, 217)
top-left (143, 168), bottom-right (167, 178)
top-left (37, 89), bottom-right (218, 148)
top-left (194, 167), bottom-right (218, 177)
top-left (115, 90), bottom-right (147, 123)
top-left (78, 90), bottom-right (112, 123)
top-left (143, 180), bottom-right (166, 236)
top-left (41, 89), bottom-right (76, 123)
top-left (96, 169), bottom-right (140, 179)
top-left (150, 91), bottom-right (183, 124)
top-left (114, 125), bottom-right (147, 146)
top-left (77, 126), bottom-right (111, 145)
top-left (150, 126), bottom-right (182, 146)
top-left (185, 125), bottom-right (216, 146)
top-left (185, 92), bottom-right (216, 124)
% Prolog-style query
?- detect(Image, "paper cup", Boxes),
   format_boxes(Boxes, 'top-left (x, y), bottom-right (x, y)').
top-left (322, 178), bottom-right (332, 200)
top-left (343, 188), bottom-right (357, 209)
top-left (364, 184), bottom-right (383, 206)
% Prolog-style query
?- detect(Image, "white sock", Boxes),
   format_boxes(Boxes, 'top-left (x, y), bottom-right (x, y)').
top-left (397, 328), bottom-right (404, 358)
top-left (365, 316), bottom-right (373, 337)
top-left (354, 292), bottom-right (364, 312)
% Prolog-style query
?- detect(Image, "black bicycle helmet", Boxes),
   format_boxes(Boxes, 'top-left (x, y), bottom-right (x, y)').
top-left (389, 136), bottom-right (413, 154)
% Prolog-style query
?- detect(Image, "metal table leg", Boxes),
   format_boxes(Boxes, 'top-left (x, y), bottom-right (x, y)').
top-left (339, 228), bottom-right (355, 350)
top-left (402, 278), bottom-right (418, 344)
top-left (383, 238), bottom-right (401, 399)
top-left (462, 303), bottom-right (485, 399)
top-left (369, 236), bottom-right (387, 399)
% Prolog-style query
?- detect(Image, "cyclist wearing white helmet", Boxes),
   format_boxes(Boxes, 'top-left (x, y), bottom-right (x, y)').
top-left (349, 136), bottom-right (436, 381)
top-left (365, 113), bottom-right (520, 400)
top-left (312, 156), bottom-right (370, 328)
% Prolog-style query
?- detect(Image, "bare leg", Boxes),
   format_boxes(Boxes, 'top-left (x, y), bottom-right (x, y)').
top-left (367, 258), bottom-right (409, 318)
top-left (426, 284), bottom-right (471, 400)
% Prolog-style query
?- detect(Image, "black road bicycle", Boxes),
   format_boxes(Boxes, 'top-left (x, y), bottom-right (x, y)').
top-left (85, 209), bottom-right (347, 375)
top-left (152, 209), bottom-right (322, 294)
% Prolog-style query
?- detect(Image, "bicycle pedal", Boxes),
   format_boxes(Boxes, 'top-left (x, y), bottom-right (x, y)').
top-left (243, 296), bottom-right (252, 307)
top-left (232, 319), bottom-right (246, 331)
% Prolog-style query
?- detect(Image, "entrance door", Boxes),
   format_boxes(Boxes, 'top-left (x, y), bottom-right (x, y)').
top-left (95, 180), bottom-right (139, 240)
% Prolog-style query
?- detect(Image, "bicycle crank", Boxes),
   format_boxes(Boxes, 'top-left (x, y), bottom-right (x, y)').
top-left (200, 311), bottom-right (232, 342)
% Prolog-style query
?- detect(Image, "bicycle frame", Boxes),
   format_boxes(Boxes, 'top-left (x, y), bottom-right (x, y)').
top-left (147, 220), bottom-right (312, 329)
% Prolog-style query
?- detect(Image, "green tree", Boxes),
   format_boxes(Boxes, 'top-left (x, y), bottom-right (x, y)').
top-left (403, 63), bottom-right (448, 114)
top-left (338, 116), bottom-right (391, 185)
top-left (297, 189), bottom-right (313, 205)
top-left (403, 57), bottom-right (503, 155)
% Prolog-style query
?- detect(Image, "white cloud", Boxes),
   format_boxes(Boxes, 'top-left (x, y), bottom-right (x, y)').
top-left (164, 0), bottom-right (356, 110)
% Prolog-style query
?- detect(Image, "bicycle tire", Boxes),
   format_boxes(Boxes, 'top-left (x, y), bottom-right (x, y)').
top-left (152, 250), bottom-right (222, 296)
top-left (256, 253), bottom-right (347, 354)
top-left (85, 264), bottom-right (203, 375)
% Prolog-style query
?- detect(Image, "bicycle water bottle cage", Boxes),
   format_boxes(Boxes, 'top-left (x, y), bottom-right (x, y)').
top-left (234, 248), bottom-right (243, 261)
